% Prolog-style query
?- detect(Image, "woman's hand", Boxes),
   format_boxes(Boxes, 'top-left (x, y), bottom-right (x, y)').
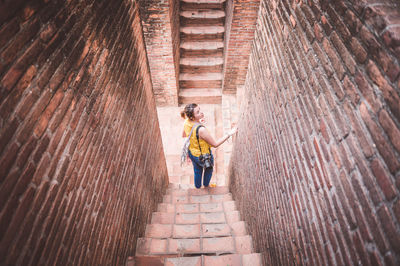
top-left (228, 127), bottom-right (237, 137)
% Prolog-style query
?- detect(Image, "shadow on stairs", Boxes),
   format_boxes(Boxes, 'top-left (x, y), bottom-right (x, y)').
top-left (126, 183), bottom-right (262, 265)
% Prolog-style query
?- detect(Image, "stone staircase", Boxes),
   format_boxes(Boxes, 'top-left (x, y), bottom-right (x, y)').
top-left (178, 0), bottom-right (227, 104)
top-left (128, 184), bottom-right (262, 265)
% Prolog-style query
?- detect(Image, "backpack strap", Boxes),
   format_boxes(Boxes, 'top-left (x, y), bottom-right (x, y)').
top-left (187, 122), bottom-right (199, 139)
top-left (195, 125), bottom-right (211, 155)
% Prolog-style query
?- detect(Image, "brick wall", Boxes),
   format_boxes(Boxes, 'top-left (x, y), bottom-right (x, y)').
top-left (229, 0), bottom-right (400, 265)
top-left (223, 0), bottom-right (260, 94)
top-left (0, 0), bottom-right (168, 265)
top-left (139, 0), bottom-right (180, 106)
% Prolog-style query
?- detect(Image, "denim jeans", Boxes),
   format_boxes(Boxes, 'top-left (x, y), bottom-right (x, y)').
top-left (188, 150), bottom-right (214, 189)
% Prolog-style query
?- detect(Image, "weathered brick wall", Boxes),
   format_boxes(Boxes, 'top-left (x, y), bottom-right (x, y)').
top-left (229, 0), bottom-right (400, 265)
top-left (139, 0), bottom-right (180, 106)
top-left (0, 0), bottom-right (168, 265)
top-left (223, 0), bottom-right (260, 94)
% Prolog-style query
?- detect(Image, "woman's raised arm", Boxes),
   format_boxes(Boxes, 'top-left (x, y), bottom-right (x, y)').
top-left (199, 127), bottom-right (237, 148)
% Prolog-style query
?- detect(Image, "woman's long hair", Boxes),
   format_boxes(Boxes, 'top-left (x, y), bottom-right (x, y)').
top-left (180, 103), bottom-right (198, 120)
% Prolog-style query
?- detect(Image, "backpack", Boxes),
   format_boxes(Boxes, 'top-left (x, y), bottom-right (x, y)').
top-left (180, 123), bottom-right (199, 167)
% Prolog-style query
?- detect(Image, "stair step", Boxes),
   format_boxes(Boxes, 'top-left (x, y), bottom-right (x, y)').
top-left (180, 57), bottom-right (223, 66)
top-left (132, 253), bottom-right (262, 266)
top-left (157, 200), bottom-right (237, 213)
top-left (179, 88), bottom-right (222, 97)
top-left (131, 184), bottom-right (259, 265)
top-left (145, 221), bottom-right (247, 238)
top-left (163, 193), bottom-right (232, 204)
top-left (179, 73), bottom-right (222, 81)
top-left (136, 236), bottom-right (253, 256)
top-left (178, 88), bottom-right (222, 104)
top-left (165, 186), bottom-right (229, 195)
top-left (180, 10), bottom-right (225, 19)
top-left (180, 41), bottom-right (224, 50)
top-left (181, 26), bottom-right (225, 34)
top-left (182, 0), bottom-right (226, 3)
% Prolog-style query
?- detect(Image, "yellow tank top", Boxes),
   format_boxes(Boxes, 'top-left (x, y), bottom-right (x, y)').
top-left (183, 119), bottom-right (211, 157)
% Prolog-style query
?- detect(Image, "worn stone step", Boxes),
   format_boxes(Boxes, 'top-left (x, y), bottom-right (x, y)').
top-left (132, 253), bottom-right (262, 266)
top-left (181, 26), bottom-right (225, 34)
top-left (165, 186), bottom-right (229, 195)
top-left (179, 88), bottom-right (222, 97)
top-left (179, 88), bottom-right (222, 104)
top-left (180, 10), bottom-right (225, 19)
top-left (179, 73), bottom-right (222, 81)
top-left (156, 201), bottom-right (238, 214)
top-left (182, 0), bottom-right (226, 4)
top-left (162, 193), bottom-right (232, 204)
top-left (180, 41), bottom-right (224, 50)
top-left (145, 221), bottom-right (247, 239)
top-left (136, 236), bottom-right (253, 256)
top-left (203, 253), bottom-right (263, 266)
top-left (180, 57), bottom-right (223, 66)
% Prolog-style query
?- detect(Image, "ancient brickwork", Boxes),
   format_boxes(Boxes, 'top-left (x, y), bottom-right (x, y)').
top-left (229, 0), bottom-right (400, 265)
top-left (223, 0), bottom-right (260, 94)
top-left (139, 0), bottom-right (180, 106)
top-left (0, 0), bottom-right (168, 265)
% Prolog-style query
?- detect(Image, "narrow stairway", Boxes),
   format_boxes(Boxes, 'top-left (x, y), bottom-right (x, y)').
top-left (129, 184), bottom-right (262, 265)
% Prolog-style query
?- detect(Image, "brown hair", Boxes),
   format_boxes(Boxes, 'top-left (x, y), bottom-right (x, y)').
top-left (180, 103), bottom-right (198, 120)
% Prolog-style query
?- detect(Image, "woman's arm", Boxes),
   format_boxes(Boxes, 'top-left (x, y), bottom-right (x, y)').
top-left (199, 127), bottom-right (235, 148)
top-left (182, 129), bottom-right (187, 138)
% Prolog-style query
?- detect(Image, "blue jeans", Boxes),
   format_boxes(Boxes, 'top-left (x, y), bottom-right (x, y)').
top-left (188, 150), bottom-right (214, 189)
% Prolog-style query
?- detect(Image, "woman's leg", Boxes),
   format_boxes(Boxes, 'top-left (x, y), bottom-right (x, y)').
top-left (188, 151), bottom-right (204, 189)
top-left (202, 154), bottom-right (214, 187)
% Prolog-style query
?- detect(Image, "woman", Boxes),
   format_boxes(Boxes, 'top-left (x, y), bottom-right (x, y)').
top-left (181, 103), bottom-right (237, 189)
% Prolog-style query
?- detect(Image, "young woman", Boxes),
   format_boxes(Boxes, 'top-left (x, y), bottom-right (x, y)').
top-left (181, 103), bottom-right (237, 188)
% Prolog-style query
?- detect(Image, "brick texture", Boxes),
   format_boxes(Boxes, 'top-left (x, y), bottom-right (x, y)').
top-left (229, 0), bottom-right (400, 265)
top-left (223, 0), bottom-right (260, 94)
top-left (0, 0), bottom-right (168, 265)
top-left (138, 0), bottom-right (180, 106)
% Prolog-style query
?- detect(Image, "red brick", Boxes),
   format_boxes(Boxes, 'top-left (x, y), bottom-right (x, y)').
top-left (202, 237), bottom-right (235, 253)
top-left (173, 224), bottom-right (200, 238)
top-left (34, 89), bottom-right (65, 138)
top-left (377, 205), bottom-right (400, 252)
top-left (32, 153), bottom-right (51, 185)
top-left (204, 254), bottom-right (241, 266)
top-left (0, 186), bottom-right (35, 257)
top-left (371, 159), bottom-right (396, 201)
top-left (40, 22), bottom-right (57, 42)
top-left (342, 101), bottom-right (374, 158)
top-left (313, 42), bottom-right (334, 77)
top-left (320, 15), bottom-right (333, 36)
top-left (378, 109), bottom-right (400, 154)
top-left (349, 37), bottom-right (367, 63)
top-left (0, 18), bottom-right (40, 70)
top-left (360, 102), bottom-right (400, 173)
top-left (330, 32), bottom-right (356, 74)
top-left (342, 75), bottom-right (360, 105)
top-left (168, 238), bottom-right (201, 254)
top-left (322, 38), bottom-right (345, 80)
top-left (0, 142), bottom-right (19, 181)
top-left (393, 199), bottom-right (400, 224)
top-left (166, 257), bottom-right (201, 266)
top-left (382, 24), bottom-right (400, 58)
top-left (343, 10), bottom-right (362, 34)
top-left (16, 88), bottom-right (52, 144)
top-left (0, 18), bottom-right (19, 49)
top-left (352, 231), bottom-right (370, 266)
top-left (235, 235), bottom-right (253, 254)
top-left (15, 135), bottom-right (37, 168)
top-left (354, 71), bottom-right (381, 113)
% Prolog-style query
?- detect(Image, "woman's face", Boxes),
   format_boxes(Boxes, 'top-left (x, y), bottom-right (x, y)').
top-left (193, 106), bottom-right (204, 120)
